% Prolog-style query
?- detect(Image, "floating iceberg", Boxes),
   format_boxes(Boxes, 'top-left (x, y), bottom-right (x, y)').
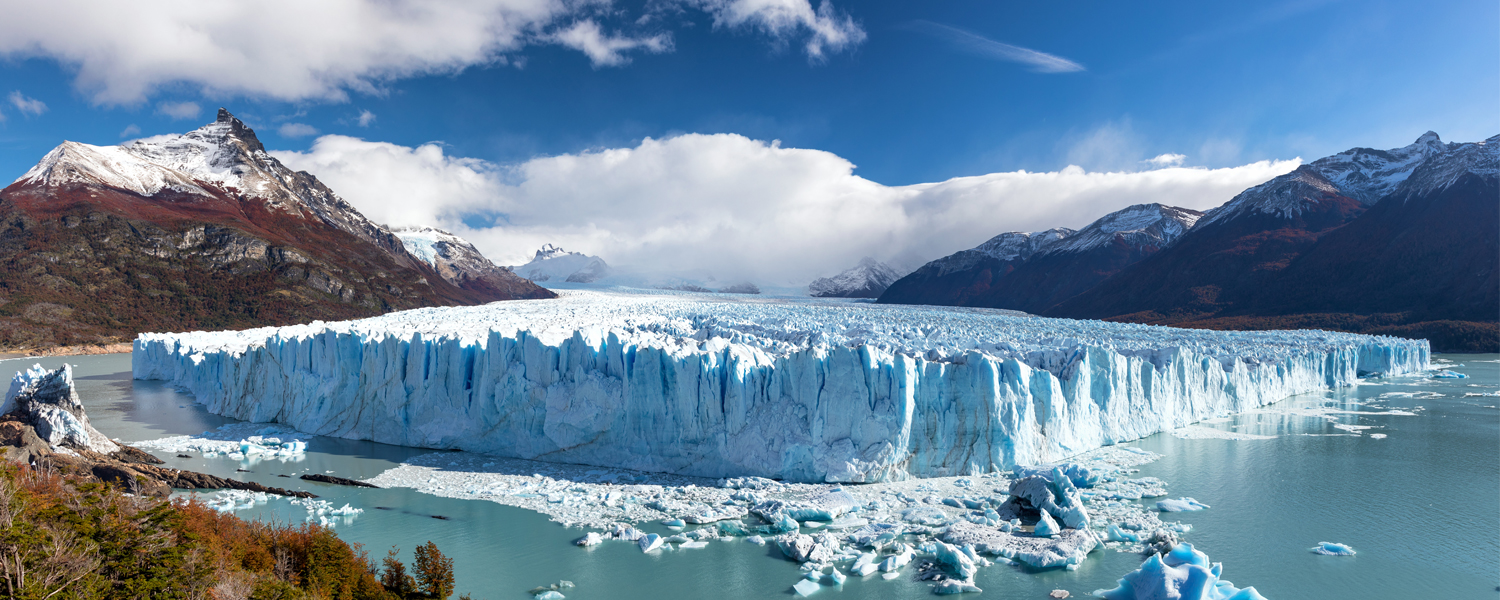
top-left (1310, 542), bottom-right (1355, 556)
top-left (1156, 498), bottom-right (1210, 512)
top-left (1094, 543), bottom-right (1267, 600)
top-left (1430, 370), bottom-right (1467, 379)
top-left (133, 288), bottom-right (1427, 483)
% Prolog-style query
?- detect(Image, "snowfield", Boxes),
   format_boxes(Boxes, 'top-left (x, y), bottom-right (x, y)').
top-left (132, 288), bottom-right (1427, 482)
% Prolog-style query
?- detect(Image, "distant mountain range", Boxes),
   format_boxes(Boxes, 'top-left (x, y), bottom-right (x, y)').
top-left (879, 132), bottom-right (1499, 352)
top-left (0, 108), bottom-right (550, 350)
top-left (510, 244), bottom-right (613, 283)
top-left (809, 257), bottom-right (904, 298)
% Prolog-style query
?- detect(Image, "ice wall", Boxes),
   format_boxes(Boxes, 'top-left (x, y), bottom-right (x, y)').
top-left (133, 289), bottom-right (1428, 483)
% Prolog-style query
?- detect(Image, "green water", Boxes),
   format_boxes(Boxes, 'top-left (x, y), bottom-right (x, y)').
top-left (4, 354), bottom-right (1496, 599)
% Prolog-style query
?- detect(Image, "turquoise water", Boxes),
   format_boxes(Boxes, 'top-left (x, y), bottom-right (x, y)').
top-left (3, 354), bottom-right (1496, 599)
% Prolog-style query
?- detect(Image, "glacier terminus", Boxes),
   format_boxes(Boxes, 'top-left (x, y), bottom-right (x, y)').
top-left (132, 288), bottom-right (1428, 483)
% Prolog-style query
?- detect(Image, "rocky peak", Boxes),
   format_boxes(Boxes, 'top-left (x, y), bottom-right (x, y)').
top-left (212, 107), bottom-right (266, 154)
top-left (1046, 203), bottom-right (1203, 255)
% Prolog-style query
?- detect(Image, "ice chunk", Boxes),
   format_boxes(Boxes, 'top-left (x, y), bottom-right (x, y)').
top-left (1106, 525), bottom-right (1141, 543)
top-left (997, 470), bottom-right (1089, 529)
top-left (679, 541), bottom-right (709, 549)
top-left (1033, 510), bottom-right (1061, 537)
top-left (1094, 543), bottom-right (1267, 600)
top-left (1310, 541), bottom-right (1355, 556)
top-left (574, 532), bottom-right (603, 547)
top-left (1155, 498), bottom-right (1210, 512)
top-left (1431, 370), bottom-right (1467, 379)
top-left (534, 592), bottom-right (565, 600)
top-left (792, 579), bottom-right (822, 596)
top-left (133, 288), bottom-right (1428, 484)
top-left (1014, 463), bottom-right (1098, 488)
top-left (746, 535), bottom-right (766, 545)
top-left (638, 533), bottom-right (663, 553)
top-left (934, 582), bottom-right (983, 594)
top-left (932, 542), bottom-right (977, 580)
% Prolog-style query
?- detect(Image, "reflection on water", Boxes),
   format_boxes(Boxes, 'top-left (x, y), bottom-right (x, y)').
top-left (2, 354), bottom-right (1495, 599)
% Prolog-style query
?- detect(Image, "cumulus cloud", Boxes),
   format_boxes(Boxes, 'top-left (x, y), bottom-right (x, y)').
top-left (275, 134), bottom-right (1297, 284)
top-left (357, 110), bottom-right (376, 127)
top-left (156, 101), bottom-right (201, 120)
top-left (551, 20), bottom-right (672, 67)
top-left (277, 123), bottom-right (319, 138)
top-left (1145, 153), bottom-right (1186, 167)
top-left (8, 91), bottom-right (47, 116)
top-left (686, 0), bottom-right (865, 60)
top-left (0, 0), bottom-right (864, 104)
top-left (910, 21), bottom-right (1083, 73)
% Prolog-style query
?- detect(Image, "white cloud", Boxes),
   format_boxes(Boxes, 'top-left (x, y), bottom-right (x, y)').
top-left (910, 21), bottom-right (1083, 73)
top-left (357, 110), bottom-right (376, 127)
top-left (0, 0), bottom-right (865, 104)
top-left (119, 124), bottom-right (141, 138)
top-left (551, 20), bottom-right (672, 67)
top-left (8, 91), bottom-right (47, 116)
top-left (156, 101), bottom-right (201, 120)
top-left (275, 134), bottom-right (1298, 285)
top-left (277, 123), bottom-right (319, 138)
top-left (1145, 153), bottom-right (1186, 167)
top-left (686, 0), bottom-right (865, 60)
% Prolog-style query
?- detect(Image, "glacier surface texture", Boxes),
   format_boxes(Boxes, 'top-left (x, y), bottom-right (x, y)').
top-left (133, 289), bottom-right (1427, 483)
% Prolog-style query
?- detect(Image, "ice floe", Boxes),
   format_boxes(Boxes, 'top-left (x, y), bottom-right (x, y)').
top-left (1310, 541), bottom-right (1356, 556)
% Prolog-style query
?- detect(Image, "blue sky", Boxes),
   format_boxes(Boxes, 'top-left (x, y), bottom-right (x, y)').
top-left (0, 0), bottom-right (1494, 280)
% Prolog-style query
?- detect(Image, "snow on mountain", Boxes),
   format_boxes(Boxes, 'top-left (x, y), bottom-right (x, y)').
top-left (1388, 134), bottom-right (1499, 200)
top-left (18, 108), bottom-right (402, 256)
top-left (925, 228), bottom-right (1074, 277)
top-left (1307, 130), bottom-right (1450, 204)
top-left (1197, 131), bottom-right (1477, 228)
top-left (808, 257), bottom-right (904, 298)
top-left (1044, 204), bottom-right (1202, 256)
top-left (134, 287), bottom-right (1429, 483)
top-left (512, 244), bottom-right (612, 283)
top-left (391, 226), bottom-right (508, 285)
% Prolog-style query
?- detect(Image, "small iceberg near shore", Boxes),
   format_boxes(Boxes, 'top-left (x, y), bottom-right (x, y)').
top-left (1310, 542), bottom-right (1356, 556)
top-left (1093, 543), bottom-right (1268, 600)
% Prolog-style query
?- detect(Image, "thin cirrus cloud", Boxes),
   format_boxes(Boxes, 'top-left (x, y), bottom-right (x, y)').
top-left (8, 91), bottom-right (47, 116)
top-left (277, 123), bottom-right (319, 138)
top-left (909, 20), bottom-right (1083, 73)
top-left (274, 134), bottom-right (1296, 284)
top-left (0, 0), bottom-right (865, 105)
top-left (550, 20), bottom-right (673, 67)
top-left (155, 101), bottom-right (201, 120)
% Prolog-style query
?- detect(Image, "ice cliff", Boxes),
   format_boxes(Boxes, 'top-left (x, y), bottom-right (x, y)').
top-left (133, 289), bottom-right (1427, 483)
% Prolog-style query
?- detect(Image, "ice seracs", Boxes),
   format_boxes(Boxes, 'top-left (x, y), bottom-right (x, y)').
top-left (4, 364), bottom-right (118, 453)
top-left (133, 287), bottom-right (1427, 483)
top-left (1094, 543), bottom-right (1268, 600)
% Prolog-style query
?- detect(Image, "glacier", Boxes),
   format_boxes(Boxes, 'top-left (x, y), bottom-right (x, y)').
top-left (132, 288), bottom-right (1427, 483)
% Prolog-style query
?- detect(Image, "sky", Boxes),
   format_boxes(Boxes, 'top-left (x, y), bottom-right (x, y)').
top-left (0, 0), bottom-right (1494, 283)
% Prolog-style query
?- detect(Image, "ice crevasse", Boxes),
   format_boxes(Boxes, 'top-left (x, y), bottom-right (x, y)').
top-left (132, 289), bottom-right (1428, 483)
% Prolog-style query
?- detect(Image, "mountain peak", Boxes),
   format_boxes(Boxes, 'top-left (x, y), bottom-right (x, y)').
top-left (203, 107), bottom-right (264, 154)
top-left (216, 107), bottom-right (235, 123)
top-left (1415, 131), bottom-right (1441, 146)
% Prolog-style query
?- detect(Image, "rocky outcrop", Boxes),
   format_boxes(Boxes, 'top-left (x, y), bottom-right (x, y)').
top-left (0, 364), bottom-right (313, 499)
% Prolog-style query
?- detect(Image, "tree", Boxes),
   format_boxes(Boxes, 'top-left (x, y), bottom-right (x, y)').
top-left (412, 541), bottom-right (454, 599)
top-left (381, 547), bottom-right (415, 597)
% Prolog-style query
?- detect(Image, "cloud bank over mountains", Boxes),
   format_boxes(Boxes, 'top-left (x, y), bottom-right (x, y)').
top-left (0, 0), bottom-right (863, 104)
top-left (274, 134), bottom-right (1298, 284)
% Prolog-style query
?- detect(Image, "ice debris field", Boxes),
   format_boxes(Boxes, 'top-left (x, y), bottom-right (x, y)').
top-left (133, 288), bottom-right (1428, 484)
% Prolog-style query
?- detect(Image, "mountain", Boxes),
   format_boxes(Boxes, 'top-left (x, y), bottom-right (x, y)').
top-left (0, 108), bottom-right (551, 350)
top-left (808, 257), bottom-right (903, 298)
top-left (390, 226), bottom-right (550, 300)
top-left (1050, 133), bottom-right (1497, 352)
top-left (511, 244), bottom-right (612, 283)
top-left (878, 204), bottom-right (1200, 313)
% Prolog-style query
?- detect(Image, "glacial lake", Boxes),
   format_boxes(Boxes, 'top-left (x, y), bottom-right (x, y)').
top-left (3, 353), bottom-right (1495, 599)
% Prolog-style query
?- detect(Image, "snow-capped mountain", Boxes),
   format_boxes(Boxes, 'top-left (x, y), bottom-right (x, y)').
top-left (1197, 132), bottom-right (1453, 228)
top-left (1052, 132), bottom-right (1497, 352)
top-left (808, 257), bottom-right (904, 298)
top-left (0, 109), bottom-right (551, 350)
top-left (1046, 204), bottom-right (1202, 255)
top-left (391, 226), bottom-right (545, 299)
top-left (18, 108), bottom-right (408, 258)
top-left (879, 204), bottom-right (1198, 312)
top-left (511, 244), bottom-right (612, 283)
